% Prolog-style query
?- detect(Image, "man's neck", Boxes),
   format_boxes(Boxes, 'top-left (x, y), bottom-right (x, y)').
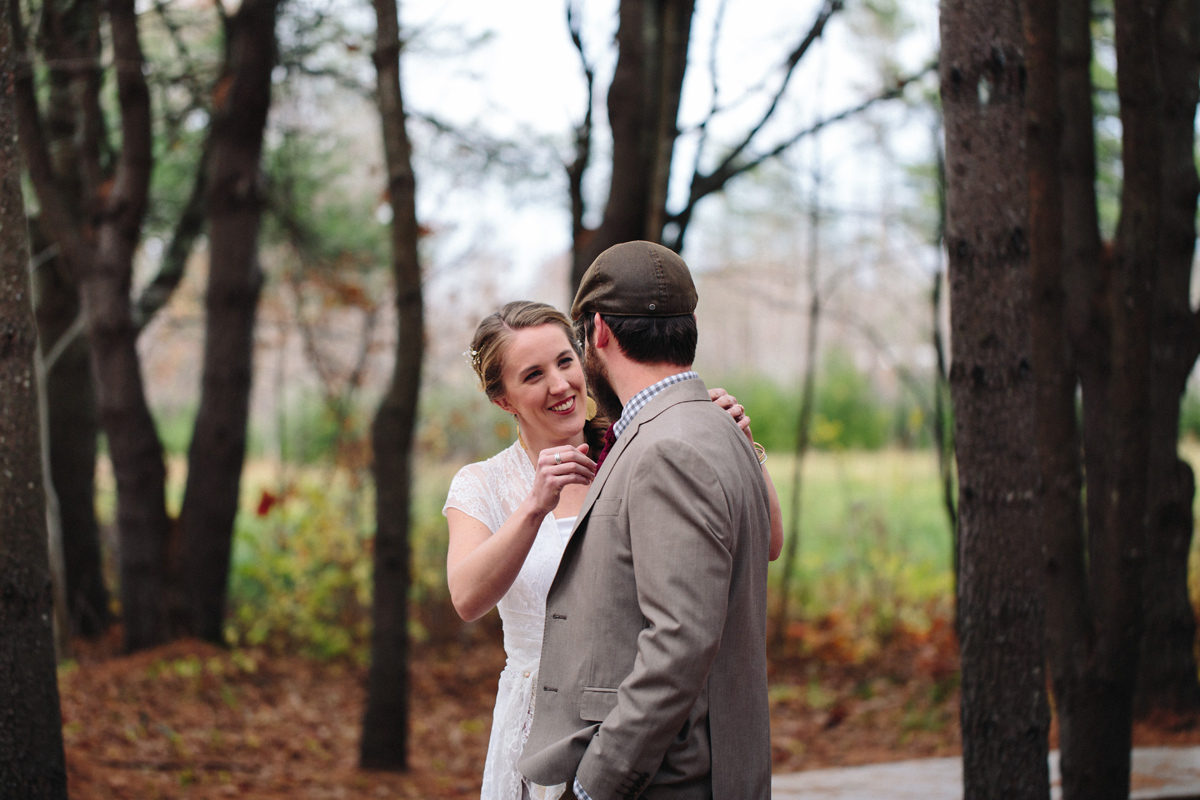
top-left (613, 362), bottom-right (694, 407)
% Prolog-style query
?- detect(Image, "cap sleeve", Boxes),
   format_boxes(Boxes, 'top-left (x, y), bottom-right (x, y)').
top-left (443, 462), bottom-right (504, 533)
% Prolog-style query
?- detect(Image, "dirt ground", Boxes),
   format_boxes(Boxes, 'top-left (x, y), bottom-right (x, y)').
top-left (59, 618), bottom-right (1200, 800)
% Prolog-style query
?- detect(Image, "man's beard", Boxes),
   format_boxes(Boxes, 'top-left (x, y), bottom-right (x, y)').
top-left (585, 345), bottom-right (624, 423)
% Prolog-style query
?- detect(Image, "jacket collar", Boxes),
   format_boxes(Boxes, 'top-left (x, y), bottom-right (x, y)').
top-left (570, 376), bottom-right (709, 537)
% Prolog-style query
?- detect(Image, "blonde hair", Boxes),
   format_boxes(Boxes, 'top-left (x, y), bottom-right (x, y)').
top-left (469, 301), bottom-right (581, 402)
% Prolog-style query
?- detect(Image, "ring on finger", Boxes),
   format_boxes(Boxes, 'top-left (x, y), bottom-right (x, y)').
top-left (554, 453), bottom-right (562, 465)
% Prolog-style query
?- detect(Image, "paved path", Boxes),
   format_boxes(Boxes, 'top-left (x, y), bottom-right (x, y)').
top-left (771, 745), bottom-right (1200, 799)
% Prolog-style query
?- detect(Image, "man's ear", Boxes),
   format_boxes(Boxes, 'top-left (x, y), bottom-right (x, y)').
top-left (592, 312), bottom-right (610, 349)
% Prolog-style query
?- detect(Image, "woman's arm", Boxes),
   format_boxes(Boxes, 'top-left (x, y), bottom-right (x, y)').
top-left (446, 445), bottom-right (595, 621)
top-left (709, 388), bottom-right (785, 561)
top-left (759, 462), bottom-right (784, 561)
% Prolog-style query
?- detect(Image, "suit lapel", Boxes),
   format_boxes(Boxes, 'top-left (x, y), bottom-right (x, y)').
top-left (567, 377), bottom-right (710, 542)
top-left (567, 429), bottom-right (631, 539)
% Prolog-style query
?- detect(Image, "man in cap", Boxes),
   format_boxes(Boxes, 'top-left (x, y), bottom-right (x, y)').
top-left (518, 241), bottom-right (772, 800)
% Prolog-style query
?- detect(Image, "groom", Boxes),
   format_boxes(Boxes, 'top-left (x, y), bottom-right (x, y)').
top-left (518, 241), bottom-right (772, 800)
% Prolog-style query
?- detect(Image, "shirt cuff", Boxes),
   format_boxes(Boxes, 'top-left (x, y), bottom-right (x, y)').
top-left (573, 777), bottom-right (595, 800)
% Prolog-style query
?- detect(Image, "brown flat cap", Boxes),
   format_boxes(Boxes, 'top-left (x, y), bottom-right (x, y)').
top-left (570, 240), bottom-right (698, 320)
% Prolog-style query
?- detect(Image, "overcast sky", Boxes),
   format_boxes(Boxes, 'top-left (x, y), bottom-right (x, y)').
top-left (394, 0), bottom-right (940, 292)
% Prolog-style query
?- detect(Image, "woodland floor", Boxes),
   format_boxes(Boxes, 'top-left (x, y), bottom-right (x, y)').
top-left (60, 615), bottom-right (1200, 800)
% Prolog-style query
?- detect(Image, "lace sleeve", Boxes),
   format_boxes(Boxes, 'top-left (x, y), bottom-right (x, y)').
top-left (443, 462), bottom-right (503, 533)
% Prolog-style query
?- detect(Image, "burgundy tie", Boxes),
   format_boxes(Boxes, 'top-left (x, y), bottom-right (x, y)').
top-left (595, 424), bottom-right (617, 469)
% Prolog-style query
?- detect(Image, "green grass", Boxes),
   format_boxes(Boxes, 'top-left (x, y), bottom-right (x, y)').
top-left (767, 449), bottom-right (955, 619)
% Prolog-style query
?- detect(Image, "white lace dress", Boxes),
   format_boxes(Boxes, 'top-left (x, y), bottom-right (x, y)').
top-left (443, 440), bottom-right (571, 800)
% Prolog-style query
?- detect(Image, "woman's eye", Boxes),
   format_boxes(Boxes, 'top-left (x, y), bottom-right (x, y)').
top-left (524, 371), bottom-right (541, 382)
top-left (559, 357), bottom-right (574, 368)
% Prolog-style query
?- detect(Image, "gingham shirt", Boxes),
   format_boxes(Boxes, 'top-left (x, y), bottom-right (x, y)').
top-left (609, 371), bottom-right (700, 442)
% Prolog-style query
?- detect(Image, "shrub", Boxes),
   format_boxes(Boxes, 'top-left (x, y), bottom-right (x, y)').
top-left (712, 348), bottom-right (924, 452)
top-left (225, 474), bottom-right (374, 662)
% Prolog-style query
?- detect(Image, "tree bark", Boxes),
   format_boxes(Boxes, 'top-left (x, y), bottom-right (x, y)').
top-left (179, 0), bottom-right (279, 644)
top-left (13, 0), bottom-right (170, 652)
top-left (0, 7), bottom-right (69, 790)
top-left (571, 0), bottom-right (695, 289)
top-left (32, 229), bottom-right (110, 637)
top-left (29, 0), bottom-right (112, 640)
top-left (1073, 0), bottom-right (1162, 784)
top-left (1024, 3), bottom-right (1118, 798)
top-left (360, 0), bottom-right (423, 770)
top-left (1043, 1), bottom-right (1162, 795)
top-left (1059, 0), bottom-right (1111, 586)
top-left (1135, 0), bottom-right (1200, 717)
top-left (88, 0), bottom-right (169, 652)
top-left (940, 0), bottom-right (1051, 797)
top-left (929, 116), bottom-right (958, 588)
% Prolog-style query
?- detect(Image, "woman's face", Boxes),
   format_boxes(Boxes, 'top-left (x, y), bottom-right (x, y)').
top-left (494, 324), bottom-right (587, 447)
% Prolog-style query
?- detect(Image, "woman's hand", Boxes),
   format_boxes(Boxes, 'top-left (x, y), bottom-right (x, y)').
top-left (710, 387), bottom-right (754, 444)
top-left (527, 443), bottom-right (596, 515)
top-left (448, 443), bottom-right (597, 621)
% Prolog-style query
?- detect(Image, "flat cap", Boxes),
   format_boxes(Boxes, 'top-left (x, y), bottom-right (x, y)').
top-left (570, 240), bottom-right (698, 320)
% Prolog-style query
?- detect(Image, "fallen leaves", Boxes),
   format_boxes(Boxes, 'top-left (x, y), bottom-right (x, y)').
top-left (58, 608), bottom-right (1200, 799)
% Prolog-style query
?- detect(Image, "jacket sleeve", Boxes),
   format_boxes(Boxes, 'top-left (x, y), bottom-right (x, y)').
top-left (574, 436), bottom-right (733, 800)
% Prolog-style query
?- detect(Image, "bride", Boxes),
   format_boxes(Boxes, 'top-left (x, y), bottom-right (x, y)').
top-left (443, 301), bottom-right (782, 800)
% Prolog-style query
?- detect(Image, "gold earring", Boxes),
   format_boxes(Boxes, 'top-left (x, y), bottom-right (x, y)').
top-left (516, 416), bottom-right (528, 451)
top-left (585, 395), bottom-right (597, 421)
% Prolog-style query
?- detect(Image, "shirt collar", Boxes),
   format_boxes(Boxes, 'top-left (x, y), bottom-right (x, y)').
top-left (610, 370), bottom-right (699, 441)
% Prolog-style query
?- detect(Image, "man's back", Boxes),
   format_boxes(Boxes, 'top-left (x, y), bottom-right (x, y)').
top-left (519, 378), bottom-right (772, 800)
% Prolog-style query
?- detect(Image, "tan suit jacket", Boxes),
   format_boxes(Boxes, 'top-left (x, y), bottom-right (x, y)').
top-left (518, 378), bottom-right (772, 800)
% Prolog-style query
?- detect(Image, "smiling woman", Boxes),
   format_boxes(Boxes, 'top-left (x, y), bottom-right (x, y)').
top-left (446, 302), bottom-right (602, 625)
top-left (443, 301), bottom-right (601, 800)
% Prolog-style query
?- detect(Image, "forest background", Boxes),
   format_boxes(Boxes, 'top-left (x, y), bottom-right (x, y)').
top-left (3, 0), bottom-right (1200, 797)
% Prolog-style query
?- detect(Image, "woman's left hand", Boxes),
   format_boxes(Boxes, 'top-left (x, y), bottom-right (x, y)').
top-left (710, 387), bottom-right (753, 443)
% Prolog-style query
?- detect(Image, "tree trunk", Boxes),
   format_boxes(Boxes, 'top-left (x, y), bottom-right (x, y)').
top-left (1047, 1), bottom-right (1163, 795)
top-left (1023, 4), bottom-right (1119, 799)
top-left (89, 0), bottom-right (168, 653)
top-left (773, 143), bottom-right (822, 648)
top-left (360, 0), bottom-right (423, 770)
top-left (940, 0), bottom-right (1051, 797)
top-left (12, 0), bottom-right (170, 653)
top-left (31, 0), bottom-right (112, 640)
top-left (33, 232), bottom-right (110, 638)
top-left (929, 116), bottom-right (958, 590)
top-left (571, 0), bottom-right (695, 289)
top-left (1093, 0), bottom-right (1162, 783)
top-left (1059, 0), bottom-right (1111, 588)
top-left (1135, 0), bottom-right (1200, 717)
top-left (0, 8), bottom-right (69, 789)
top-left (179, 0), bottom-right (279, 644)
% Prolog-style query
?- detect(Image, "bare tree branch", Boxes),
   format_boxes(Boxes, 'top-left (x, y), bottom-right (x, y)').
top-left (152, 0), bottom-right (207, 104)
top-left (665, 63), bottom-right (934, 250)
top-left (106, 0), bottom-right (154, 238)
top-left (412, 110), bottom-right (546, 173)
top-left (8, 0), bottom-right (88, 274)
top-left (687, 0), bottom-right (730, 200)
top-left (134, 138), bottom-right (210, 333)
top-left (703, 0), bottom-right (842, 182)
top-left (566, 0), bottom-right (595, 273)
